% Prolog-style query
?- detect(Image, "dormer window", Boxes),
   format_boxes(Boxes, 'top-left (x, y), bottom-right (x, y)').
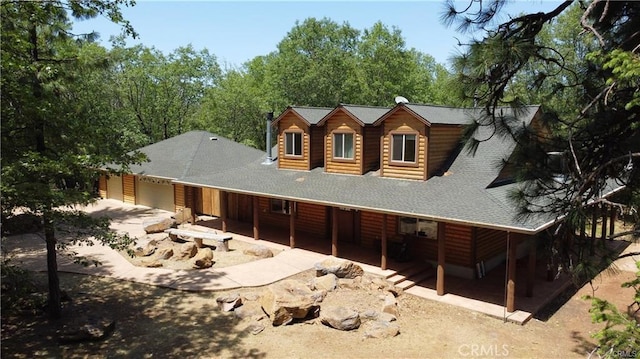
top-left (391, 133), bottom-right (417, 163)
top-left (285, 131), bottom-right (303, 157)
top-left (333, 132), bottom-right (354, 160)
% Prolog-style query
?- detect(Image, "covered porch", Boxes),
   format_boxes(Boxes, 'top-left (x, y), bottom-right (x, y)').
top-left (194, 215), bottom-right (579, 324)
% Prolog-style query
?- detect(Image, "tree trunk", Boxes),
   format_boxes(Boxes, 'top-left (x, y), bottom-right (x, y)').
top-left (44, 212), bottom-right (62, 319)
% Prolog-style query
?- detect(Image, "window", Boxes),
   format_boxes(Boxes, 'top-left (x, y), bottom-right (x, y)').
top-left (333, 133), bottom-right (354, 160)
top-left (399, 217), bottom-right (437, 239)
top-left (391, 134), bottom-right (417, 163)
top-left (285, 132), bottom-right (302, 157)
top-left (270, 199), bottom-right (292, 215)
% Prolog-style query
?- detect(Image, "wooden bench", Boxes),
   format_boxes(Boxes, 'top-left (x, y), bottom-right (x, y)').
top-left (164, 228), bottom-right (232, 252)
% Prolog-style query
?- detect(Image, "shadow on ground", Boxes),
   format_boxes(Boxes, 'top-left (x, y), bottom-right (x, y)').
top-left (1, 272), bottom-right (266, 358)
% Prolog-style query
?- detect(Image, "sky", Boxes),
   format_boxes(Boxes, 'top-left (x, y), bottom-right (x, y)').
top-left (71, 1), bottom-right (563, 68)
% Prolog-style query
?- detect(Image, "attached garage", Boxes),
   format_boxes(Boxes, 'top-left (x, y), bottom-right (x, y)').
top-left (136, 176), bottom-right (175, 212)
top-left (106, 174), bottom-right (124, 201)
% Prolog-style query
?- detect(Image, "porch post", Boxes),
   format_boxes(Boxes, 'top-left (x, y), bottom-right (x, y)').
top-left (189, 186), bottom-right (197, 224)
top-left (252, 196), bottom-right (259, 240)
top-left (526, 238), bottom-right (536, 297)
top-left (609, 206), bottom-right (617, 237)
top-left (220, 191), bottom-right (228, 233)
top-left (381, 214), bottom-right (388, 270)
top-left (332, 207), bottom-right (338, 257)
top-left (289, 201), bottom-right (296, 249)
top-left (437, 222), bottom-right (446, 296)
top-left (601, 204), bottom-right (608, 240)
top-left (590, 206), bottom-right (598, 255)
top-left (506, 232), bottom-right (517, 313)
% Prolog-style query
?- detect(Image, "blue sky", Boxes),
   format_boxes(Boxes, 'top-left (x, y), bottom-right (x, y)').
top-left (72, 1), bottom-right (562, 68)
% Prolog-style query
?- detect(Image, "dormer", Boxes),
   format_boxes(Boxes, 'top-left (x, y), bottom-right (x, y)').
top-left (374, 103), bottom-right (467, 180)
top-left (317, 105), bottom-right (388, 175)
top-left (273, 106), bottom-right (332, 171)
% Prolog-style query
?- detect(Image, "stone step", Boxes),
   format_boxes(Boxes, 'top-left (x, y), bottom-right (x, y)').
top-left (395, 269), bottom-right (435, 290)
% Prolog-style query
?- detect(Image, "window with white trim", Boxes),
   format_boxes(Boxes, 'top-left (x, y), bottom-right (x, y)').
top-left (333, 133), bottom-right (354, 159)
top-left (285, 132), bottom-right (302, 157)
top-left (391, 134), bottom-right (417, 163)
top-left (399, 217), bottom-right (437, 239)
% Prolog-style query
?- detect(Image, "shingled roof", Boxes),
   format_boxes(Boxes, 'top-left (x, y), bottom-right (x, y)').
top-left (175, 106), bottom-right (559, 233)
top-left (126, 131), bottom-right (265, 179)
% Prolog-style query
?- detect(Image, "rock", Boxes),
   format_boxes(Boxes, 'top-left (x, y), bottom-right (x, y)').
top-left (141, 259), bottom-right (163, 268)
top-left (314, 257), bottom-right (364, 279)
top-left (362, 320), bottom-right (400, 339)
top-left (242, 244), bottom-right (274, 258)
top-left (192, 248), bottom-right (214, 269)
top-left (143, 218), bottom-right (175, 234)
top-left (134, 240), bottom-right (158, 257)
top-left (309, 273), bottom-right (338, 292)
top-left (242, 292), bottom-right (261, 302)
top-left (176, 242), bottom-right (198, 260)
top-left (216, 294), bottom-right (243, 312)
top-left (320, 306), bottom-right (361, 331)
top-left (173, 207), bottom-right (193, 225)
top-left (58, 318), bottom-right (116, 344)
top-left (381, 293), bottom-right (399, 317)
top-left (260, 279), bottom-right (320, 326)
top-left (378, 312), bottom-right (397, 322)
top-left (360, 309), bottom-right (379, 321)
top-left (337, 277), bottom-right (361, 290)
top-left (246, 322), bottom-right (265, 335)
top-left (154, 247), bottom-right (174, 260)
top-left (234, 301), bottom-right (266, 321)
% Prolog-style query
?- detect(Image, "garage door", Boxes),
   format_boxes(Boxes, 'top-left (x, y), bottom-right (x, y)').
top-left (106, 175), bottom-right (123, 201)
top-left (137, 176), bottom-right (174, 212)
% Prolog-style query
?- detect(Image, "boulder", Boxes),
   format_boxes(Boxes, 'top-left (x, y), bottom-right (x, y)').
top-left (378, 312), bottom-right (397, 322)
top-left (216, 294), bottom-right (243, 312)
top-left (176, 242), bottom-right (198, 260)
top-left (154, 247), bottom-right (174, 260)
top-left (309, 273), bottom-right (338, 292)
top-left (320, 306), bottom-right (361, 331)
top-left (173, 207), bottom-right (193, 225)
top-left (242, 244), bottom-right (274, 259)
top-left (58, 318), bottom-right (116, 344)
top-left (362, 320), bottom-right (400, 339)
top-left (192, 248), bottom-right (214, 269)
top-left (337, 277), bottom-right (361, 290)
top-left (314, 257), bottom-right (364, 279)
top-left (246, 322), bottom-right (265, 335)
top-left (260, 279), bottom-right (320, 326)
top-left (234, 301), bottom-right (266, 321)
top-left (143, 218), bottom-right (175, 234)
top-left (141, 259), bottom-right (163, 268)
top-left (134, 240), bottom-right (158, 257)
top-left (381, 293), bottom-right (399, 317)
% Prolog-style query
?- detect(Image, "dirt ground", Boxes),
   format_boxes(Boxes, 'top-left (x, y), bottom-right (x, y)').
top-left (2, 257), bottom-right (638, 358)
top-left (2, 201), bottom-right (638, 358)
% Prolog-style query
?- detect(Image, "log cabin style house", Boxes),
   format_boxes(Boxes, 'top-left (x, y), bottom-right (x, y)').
top-left (99, 102), bottom-right (622, 314)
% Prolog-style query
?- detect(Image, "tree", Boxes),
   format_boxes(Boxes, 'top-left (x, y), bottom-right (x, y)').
top-left (1, 0), bottom-right (140, 319)
top-left (443, 0), bottom-right (639, 261)
top-left (270, 17), bottom-right (360, 107)
top-left (110, 43), bottom-right (220, 145)
top-left (443, 0), bottom-right (639, 348)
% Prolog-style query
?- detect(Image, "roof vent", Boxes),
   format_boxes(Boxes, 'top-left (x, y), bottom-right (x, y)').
top-left (209, 136), bottom-right (218, 141)
top-left (395, 96), bottom-right (409, 104)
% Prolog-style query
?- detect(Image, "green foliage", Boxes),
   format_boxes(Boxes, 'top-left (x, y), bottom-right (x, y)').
top-left (443, 0), bottom-right (640, 273)
top-left (584, 261), bottom-right (640, 358)
top-left (1, 0), bottom-right (141, 318)
top-left (109, 43), bottom-right (221, 145)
